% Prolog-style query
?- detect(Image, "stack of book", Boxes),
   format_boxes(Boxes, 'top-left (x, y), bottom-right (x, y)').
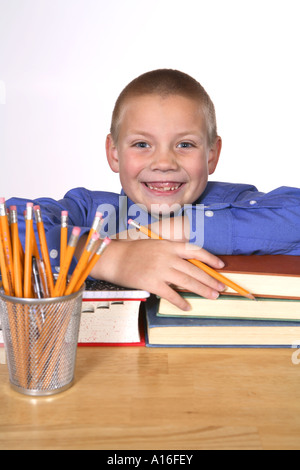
top-left (145, 255), bottom-right (300, 348)
top-left (79, 279), bottom-right (150, 346)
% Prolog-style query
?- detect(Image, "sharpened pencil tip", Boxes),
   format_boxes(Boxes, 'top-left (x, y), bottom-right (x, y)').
top-left (247, 293), bottom-right (257, 301)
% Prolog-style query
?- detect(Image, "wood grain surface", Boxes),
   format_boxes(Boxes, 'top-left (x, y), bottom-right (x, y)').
top-left (1, 347), bottom-right (300, 450)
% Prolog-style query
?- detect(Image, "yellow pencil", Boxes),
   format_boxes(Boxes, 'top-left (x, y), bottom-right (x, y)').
top-left (53, 227), bottom-right (81, 297)
top-left (84, 210), bottom-right (103, 249)
top-left (128, 219), bottom-right (256, 301)
top-left (90, 210), bottom-right (103, 237)
top-left (34, 206), bottom-right (55, 297)
top-left (9, 206), bottom-right (23, 298)
top-left (71, 237), bottom-right (111, 295)
top-left (0, 198), bottom-right (14, 295)
top-left (24, 203), bottom-right (34, 298)
top-left (0, 231), bottom-right (11, 295)
top-left (64, 232), bottom-right (100, 296)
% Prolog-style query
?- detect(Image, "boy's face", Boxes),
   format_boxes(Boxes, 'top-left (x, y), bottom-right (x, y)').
top-left (106, 94), bottom-right (221, 214)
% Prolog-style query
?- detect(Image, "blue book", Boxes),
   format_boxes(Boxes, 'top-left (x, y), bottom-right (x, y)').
top-left (145, 296), bottom-right (300, 348)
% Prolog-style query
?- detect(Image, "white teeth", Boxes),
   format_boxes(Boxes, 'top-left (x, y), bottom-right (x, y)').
top-left (147, 184), bottom-right (181, 191)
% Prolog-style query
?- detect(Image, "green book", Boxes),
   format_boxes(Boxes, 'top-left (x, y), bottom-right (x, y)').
top-left (158, 294), bottom-right (300, 322)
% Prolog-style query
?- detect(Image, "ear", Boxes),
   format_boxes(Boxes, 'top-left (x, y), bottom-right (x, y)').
top-left (208, 136), bottom-right (222, 175)
top-left (106, 134), bottom-right (120, 173)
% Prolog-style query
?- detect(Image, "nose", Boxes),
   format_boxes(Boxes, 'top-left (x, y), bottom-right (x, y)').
top-left (149, 147), bottom-right (179, 172)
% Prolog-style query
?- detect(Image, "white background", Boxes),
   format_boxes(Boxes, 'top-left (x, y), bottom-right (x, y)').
top-left (0, 0), bottom-right (299, 200)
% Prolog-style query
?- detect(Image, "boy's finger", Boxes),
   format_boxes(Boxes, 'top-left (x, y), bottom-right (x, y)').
top-left (180, 243), bottom-right (225, 269)
top-left (175, 258), bottom-right (226, 292)
top-left (170, 268), bottom-right (221, 301)
top-left (154, 284), bottom-right (192, 312)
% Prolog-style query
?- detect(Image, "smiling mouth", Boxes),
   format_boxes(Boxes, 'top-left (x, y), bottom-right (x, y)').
top-left (143, 182), bottom-right (184, 192)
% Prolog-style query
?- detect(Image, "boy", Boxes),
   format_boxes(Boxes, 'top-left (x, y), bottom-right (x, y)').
top-left (7, 69), bottom-right (300, 311)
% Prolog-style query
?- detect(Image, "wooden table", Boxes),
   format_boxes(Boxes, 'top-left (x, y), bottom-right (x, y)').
top-left (0, 347), bottom-right (300, 450)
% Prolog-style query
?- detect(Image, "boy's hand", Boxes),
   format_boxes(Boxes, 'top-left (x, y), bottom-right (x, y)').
top-left (91, 239), bottom-right (225, 311)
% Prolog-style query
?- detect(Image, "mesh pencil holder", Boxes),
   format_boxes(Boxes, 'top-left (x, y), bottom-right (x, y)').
top-left (0, 285), bottom-right (85, 396)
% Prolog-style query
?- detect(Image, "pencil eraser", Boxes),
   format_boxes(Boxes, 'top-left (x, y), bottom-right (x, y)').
top-left (0, 197), bottom-right (5, 204)
top-left (34, 205), bottom-right (40, 211)
top-left (95, 211), bottom-right (103, 218)
top-left (128, 219), bottom-right (133, 225)
top-left (61, 211), bottom-right (68, 216)
top-left (26, 202), bottom-right (34, 208)
top-left (72, 227), bottom-right (81, 237)
top-left (104, 237), bottom-right (111, 245)
top-left (9, 205), bottom-right (17, 211)
top-left (91, 232), bottom-right (100, 241)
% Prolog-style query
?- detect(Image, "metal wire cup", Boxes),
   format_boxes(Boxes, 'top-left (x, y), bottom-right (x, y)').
top-left (0, 285), bottom-right (85, 396)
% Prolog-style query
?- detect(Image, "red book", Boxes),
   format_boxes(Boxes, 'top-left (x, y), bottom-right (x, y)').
top-left (218, 255), bottom-right (300, 299)
top-left (78, 280), bottom-right (150, 347)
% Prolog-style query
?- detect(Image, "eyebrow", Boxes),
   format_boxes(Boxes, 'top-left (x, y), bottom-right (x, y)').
top-left (126, 131), bottom-right (155, 138)
top-left (126, 130), bottom-right (204, 139)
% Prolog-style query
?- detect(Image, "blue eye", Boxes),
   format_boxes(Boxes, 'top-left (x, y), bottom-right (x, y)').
top-left (134, 142), bottom-right (150, 148)
top-left (178, 142), bottom-right (193, 148)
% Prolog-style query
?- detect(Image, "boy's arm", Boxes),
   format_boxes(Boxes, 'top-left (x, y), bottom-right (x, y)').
top-left (75, 236), bottom-right (226, 311)
top-left (78, 215), bottom-right (226, 311)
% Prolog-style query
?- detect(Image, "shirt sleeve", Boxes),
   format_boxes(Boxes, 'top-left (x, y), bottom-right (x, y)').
top-left (184, 186), bottom-right (300, 255)
top-left (7, 188), bottom-right (97, 274)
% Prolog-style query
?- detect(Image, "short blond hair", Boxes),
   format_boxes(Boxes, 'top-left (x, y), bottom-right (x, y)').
top-left (110, 69), bottom-right (218, 147)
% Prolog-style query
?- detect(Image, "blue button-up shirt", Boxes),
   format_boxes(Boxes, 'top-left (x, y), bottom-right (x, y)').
top-left (7, 181), bottom-right (300, 274)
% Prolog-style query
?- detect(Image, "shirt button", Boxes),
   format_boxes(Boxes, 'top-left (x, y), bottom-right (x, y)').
top-left (50, 249), bottom-right (58, 259)
top-left (249, 200), bottom-right (257, 205)
top-left (205, 210), bottom-right (214, 217)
